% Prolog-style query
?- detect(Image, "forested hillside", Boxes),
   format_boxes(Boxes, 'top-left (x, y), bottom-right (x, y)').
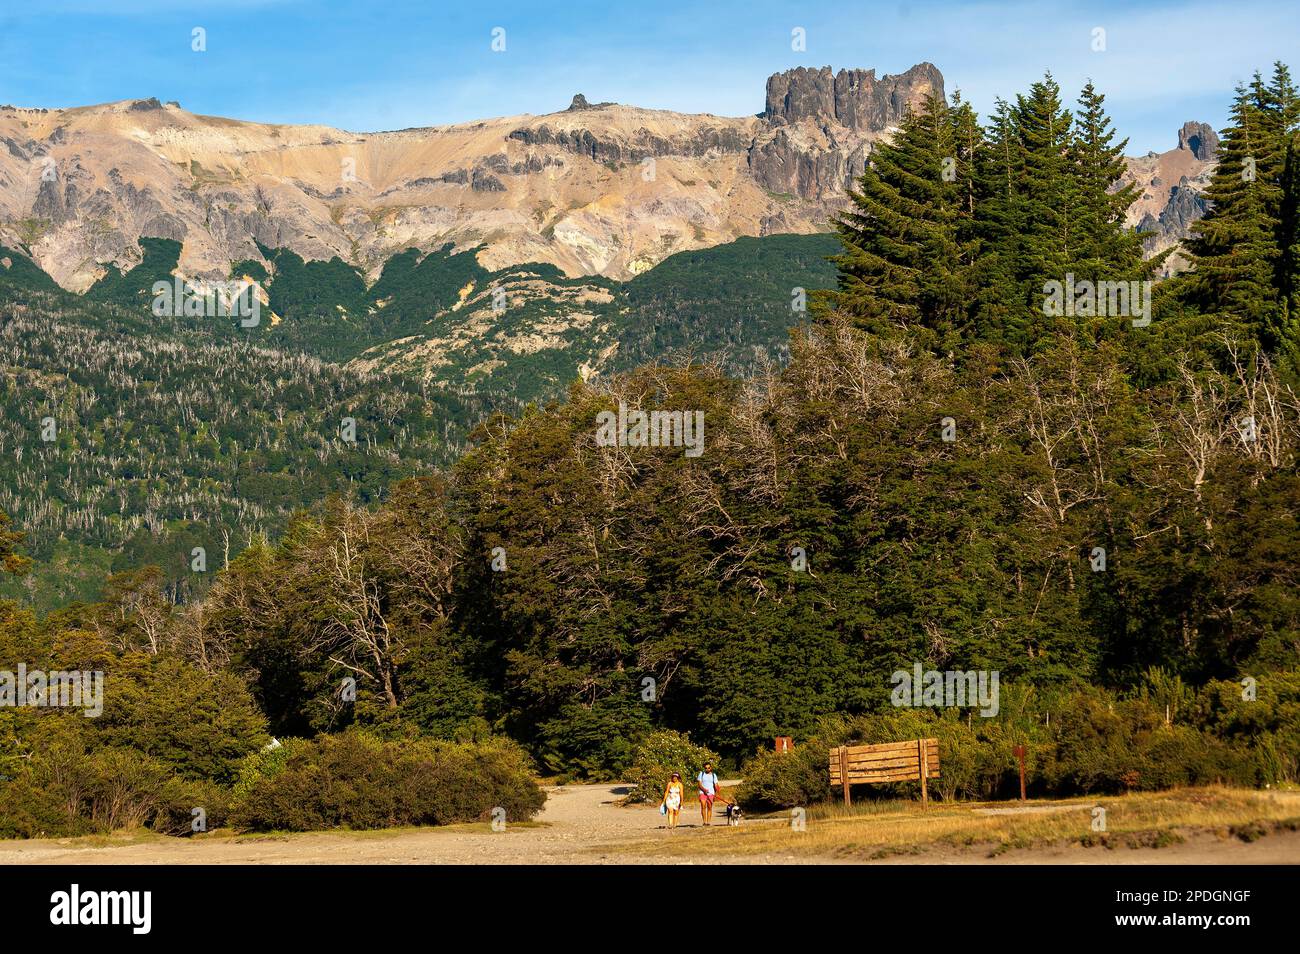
top-left (0, 286), bottom-right (486, 608)
top-left (74, 232), bottom-right (838, 400)
top-left (0, 232), bottom-right (836, 608)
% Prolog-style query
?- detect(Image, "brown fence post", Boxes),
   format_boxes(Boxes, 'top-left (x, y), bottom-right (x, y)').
top-left (1013, 744), bottom-right (1027, 801)
top-left (918, 738), bottom-right (929, 808)
top-left (839, 744), bottom-right (851, 807)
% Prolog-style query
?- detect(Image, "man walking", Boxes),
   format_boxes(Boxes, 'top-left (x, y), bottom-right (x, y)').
top-left (697, 762), bottom-right (725, 826)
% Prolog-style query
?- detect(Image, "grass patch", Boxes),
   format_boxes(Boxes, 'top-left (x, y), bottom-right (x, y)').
top-left (612, 787), bottom-right (1300, 861)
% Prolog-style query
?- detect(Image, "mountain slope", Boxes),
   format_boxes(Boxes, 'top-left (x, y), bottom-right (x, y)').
top-left (0, 279), bottom-right (492, 608)
top-left (45, 228), bottom-right (840, 404)
top-left (0, 64), bottom-right (941, 291)
top-left (0, 228), bottom-right (839, 609)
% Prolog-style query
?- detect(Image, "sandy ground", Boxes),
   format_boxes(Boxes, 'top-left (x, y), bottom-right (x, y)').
top-left (1, 783), bottom-right (1297, 865)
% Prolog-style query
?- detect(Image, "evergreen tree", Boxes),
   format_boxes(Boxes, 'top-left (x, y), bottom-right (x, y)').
top-left (1265, 64), bottom-right (1300, 375)
top-left (1278, 128), bottom-right (1300, 375)
top-left (949, 91), bottom-right (987, 269)
top-left (1009, 74), bottom-right (1076, 280)
top-left (1183, 70), bottom-right (1295, 351)
top-left (969, 97), bottom-right (1022, 344)
top-left (825, 93), bottom-right (970, 350)
top-left (971, 74), bottom-right (1077, 353)
top-left (1070, 81), bottom-right (1146, 282)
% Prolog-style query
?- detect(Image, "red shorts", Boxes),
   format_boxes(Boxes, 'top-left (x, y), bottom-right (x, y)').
top-left (699, 792), bottom-right (715, 805)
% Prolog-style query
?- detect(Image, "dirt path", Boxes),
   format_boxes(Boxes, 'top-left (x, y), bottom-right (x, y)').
top-left (0, 783), bottom-right (711, 866)
top-left (1, 784), bottom-right (1296, 865)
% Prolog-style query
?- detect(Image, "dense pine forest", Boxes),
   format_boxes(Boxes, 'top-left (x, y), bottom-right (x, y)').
top-left (1, 66), bottom-right (1299, 835)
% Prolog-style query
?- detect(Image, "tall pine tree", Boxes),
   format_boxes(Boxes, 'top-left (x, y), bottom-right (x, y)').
top-left (1184, 64), bottom-right (1300, 365)
top-left (1070, 80), bottom-right (1146, 282)
top-left (971, 74), bottom-right (1079, 353)
top-left (1266, 64), bottom-right (1300, 374)
top-left (824, 93), bottom-right (972, 351)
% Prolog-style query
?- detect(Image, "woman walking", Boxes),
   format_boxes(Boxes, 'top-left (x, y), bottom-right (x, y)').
top-left (662, 772), bottom-right (685, 829)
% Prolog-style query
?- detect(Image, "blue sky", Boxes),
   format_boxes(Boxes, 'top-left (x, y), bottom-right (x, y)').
top-left (0, 0), bottom-right (1296, 153)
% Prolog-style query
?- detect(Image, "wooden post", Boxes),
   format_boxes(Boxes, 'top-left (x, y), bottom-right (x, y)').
top-left (1013, 744), bottom-right (1027, 801)
top-left (839, 745), bottom-right (851, 807)
top-left (918, 738), bottom-right (929, 808)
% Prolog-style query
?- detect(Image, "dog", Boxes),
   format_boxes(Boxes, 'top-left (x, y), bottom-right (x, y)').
top-left (724, 803), bottom-right (743, 827)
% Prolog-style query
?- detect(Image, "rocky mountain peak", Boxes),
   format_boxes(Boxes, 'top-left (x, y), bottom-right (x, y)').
top-left (1121, 122), bottom-right (1220, 275)
top-left (1177, 120), bottom-right (1219, 162)
top-left (566, 93), bottom-right (614, 111)
top-left (763, 62), bottom-right (943, 129)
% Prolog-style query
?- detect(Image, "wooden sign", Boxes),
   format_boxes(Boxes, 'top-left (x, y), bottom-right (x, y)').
top-left (774, 736), bottom-right (793, 752)
top-left (828, 738), bottom-right (940, 807)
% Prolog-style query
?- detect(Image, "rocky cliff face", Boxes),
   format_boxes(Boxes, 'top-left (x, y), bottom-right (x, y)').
top-left (749, 63), bottom-right (944, 205)
top-left (506, 120), bottom-right (751, 163)
top-left (763, 63), bottom-right (945, 130)
top-left (1177, 121), bottom-right (1219, 162)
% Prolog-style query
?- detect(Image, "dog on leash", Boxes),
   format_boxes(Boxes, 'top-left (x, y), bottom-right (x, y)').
top-left (724, 803), bottom-right (743, 826)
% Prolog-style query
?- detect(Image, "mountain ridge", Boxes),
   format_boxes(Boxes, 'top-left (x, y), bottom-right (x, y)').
top-left (0, 63), bottom-right (943, 291)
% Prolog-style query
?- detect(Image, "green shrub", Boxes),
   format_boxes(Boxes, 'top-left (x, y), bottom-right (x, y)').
top-left (228, 732), bottom-right (544, 831)
top-left (532, 700), bottom-right (649, 780)
top-left (735, 743), bottom-right (829, 810)
top-left (1042, 693), bottom-right (1149, 793)
top-left (1042, 693), bottom-right (1263, 794)
top-left (0, 741), bottom-right (215, 838)
top-left (733, 681), bottom-right (1294, 810)
top-left (624, 730), bottom-right (719, 804)
top-left (1139, 725), bottom-right (1258, 788)
top-left (95, 655), bottom-right (269, 784)
top-left (1187, 674), bottom-right (1300, 784)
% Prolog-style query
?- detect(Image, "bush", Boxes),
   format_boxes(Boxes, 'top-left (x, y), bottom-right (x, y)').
top-left (732, 682), bottom-right (1294, 810)
top-left (1039, 693), bottom-right (1146, 793)
top-left (1032, 692), bottom-right (1264, 794)
top-left (624, 730), bottom-right (718, 804)
top-left (1187, 674), bottom-right (1300, 784)
top-left (532, 701), bottom-right (649, 779)
top-left (0, 741), bottom-right (216, 838)
top-left (735, 743), bottom-right (829, 810)
top-left (227, 732), bottom-right (545, 831)
top-left (96, 654), bottom-right (269, 785)
top-left (1138, 725), bottom-right (1258, 789)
